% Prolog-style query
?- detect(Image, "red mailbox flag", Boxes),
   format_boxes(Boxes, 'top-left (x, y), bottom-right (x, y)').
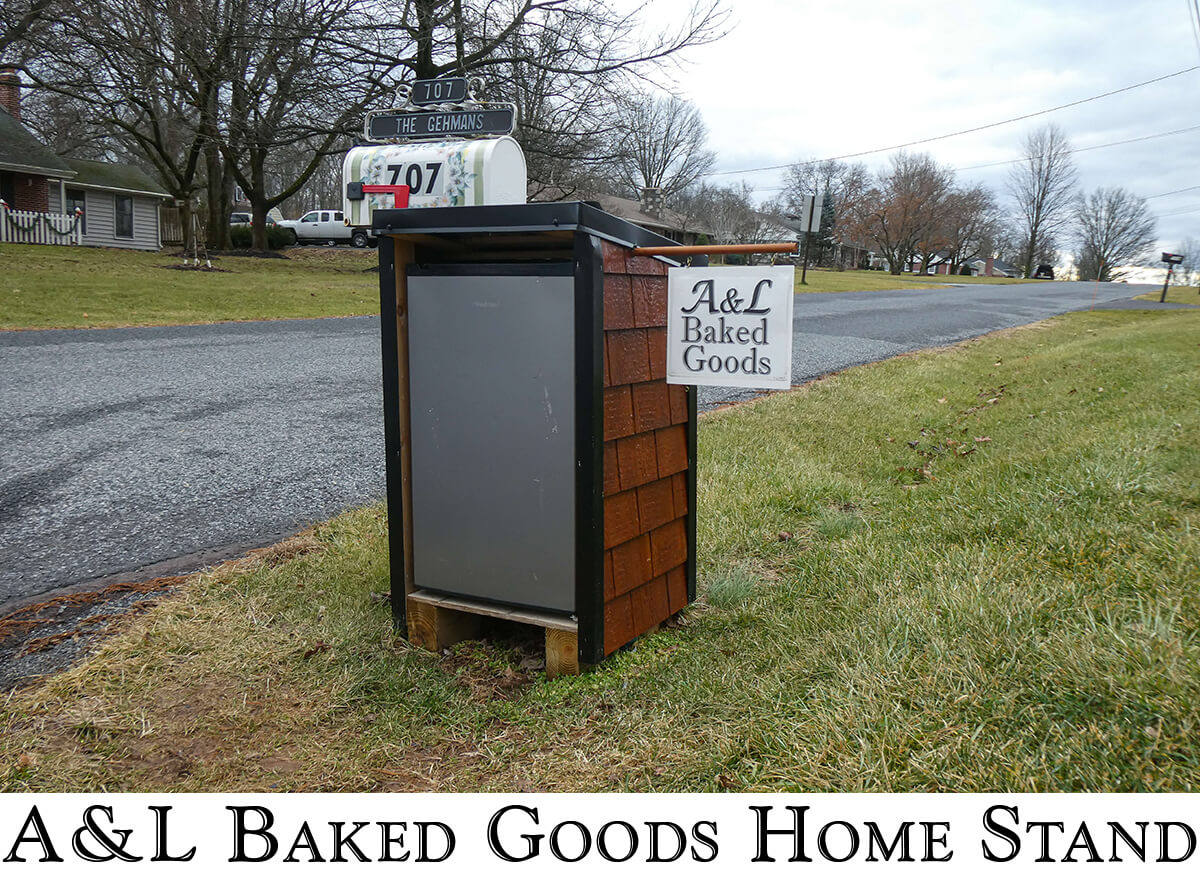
top-left (360, 184), bottom-right (410, 208)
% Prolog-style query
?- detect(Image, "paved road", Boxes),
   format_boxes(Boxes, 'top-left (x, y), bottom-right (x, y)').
top-left (697, 280), bottom-right (1172, 410)
top-left (0, 280), bottom-right (1174, 611)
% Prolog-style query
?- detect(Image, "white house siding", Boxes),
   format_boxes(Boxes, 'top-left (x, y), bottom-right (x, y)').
top-left (49, 187), bottom-right (161, 250)
top-left (65, 190), bottom-right (161, 251)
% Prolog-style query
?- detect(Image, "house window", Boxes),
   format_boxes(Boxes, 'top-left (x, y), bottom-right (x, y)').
top-left (115, 195), bottom-right (133, 238)
top-left (66, 188), bottom-right (86, 234)
top-left (0, 172), bottom-right (14, 206)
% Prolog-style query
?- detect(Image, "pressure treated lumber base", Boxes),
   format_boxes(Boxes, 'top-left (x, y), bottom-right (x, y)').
top-left (406, 590), bottom-right (580, 678)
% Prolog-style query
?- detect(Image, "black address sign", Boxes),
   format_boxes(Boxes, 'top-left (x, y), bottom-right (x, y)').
top-left (366, 107), bottom-right (515, 142)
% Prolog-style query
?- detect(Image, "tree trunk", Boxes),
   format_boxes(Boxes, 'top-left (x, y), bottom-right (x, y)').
top-left (250, 151), bottom-right (268, 251)
top-left (414, 0), bottom-right (437, 78)
top-left (179, 198), bottom-right (194, 252)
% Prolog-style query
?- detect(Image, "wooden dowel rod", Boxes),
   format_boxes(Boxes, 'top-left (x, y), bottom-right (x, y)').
top-left (632, 242), bottom-right (799, 257)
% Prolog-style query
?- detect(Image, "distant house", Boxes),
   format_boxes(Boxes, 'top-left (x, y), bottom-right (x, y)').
top-left (531, 186), bottom-right (709, 244)
top-left (49, 158), bottom-right (170, 251)
top-left (0, 67), bottom-right (170, 250)
top-left (963, 257), bottom-right (1021, 278)
top-left (583, 188), bottom-right (707, 245)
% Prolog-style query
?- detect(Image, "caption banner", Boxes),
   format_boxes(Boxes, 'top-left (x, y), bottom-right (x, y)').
top-left (3, 794), bottom-right (1199, 869)
top-left (666, 265), bottom-right (794, 391)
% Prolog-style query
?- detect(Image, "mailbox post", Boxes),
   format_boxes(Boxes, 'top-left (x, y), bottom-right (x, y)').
top-left (374, 203), bottom-right (697, 676)
top-left (1160, 252), bottom-right (1185, 303)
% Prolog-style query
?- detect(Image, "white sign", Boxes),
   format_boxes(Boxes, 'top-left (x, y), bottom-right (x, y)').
top-left (666, 266), bottom-right (794, 390)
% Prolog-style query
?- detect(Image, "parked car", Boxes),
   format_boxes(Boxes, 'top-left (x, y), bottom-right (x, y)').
top-left (275, 209), bottom-right (374, 248)
top-left (1033, 264), bottom-right (1054, 280)
top-left (229, 211), bottom-right (278, 227)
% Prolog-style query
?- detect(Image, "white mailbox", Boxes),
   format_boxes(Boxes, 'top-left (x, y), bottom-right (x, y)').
top-left (343, 136), bottom-right (527, 226)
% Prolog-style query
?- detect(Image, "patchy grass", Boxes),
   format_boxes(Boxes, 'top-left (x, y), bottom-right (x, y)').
top-left (2, 309), bottom-right (1198, 792)
top-left (1133, 285), bottom-right (1200, 306)
top-left (0, 243), bottom-right (378, 329)
top-left (794, 268), bottom-right (1026, 294)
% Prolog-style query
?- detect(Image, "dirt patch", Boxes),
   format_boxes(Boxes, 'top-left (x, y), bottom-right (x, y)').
top-left (439, 625), bottom-right (548, 703)
top-left (0, 576), bottom-right (186, 691)
top-left (0, 533), bottom-right (324, 693)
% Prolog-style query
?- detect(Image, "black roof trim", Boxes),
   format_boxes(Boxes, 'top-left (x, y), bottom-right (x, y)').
top-left (372, 201), bottom-right (683, 258)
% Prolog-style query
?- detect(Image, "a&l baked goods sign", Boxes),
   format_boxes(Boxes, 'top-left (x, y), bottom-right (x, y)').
top-left (665, 265), bottom-right (794, 390)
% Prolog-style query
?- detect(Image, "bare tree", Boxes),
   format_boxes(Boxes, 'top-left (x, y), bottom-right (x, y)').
top-left (1072, 187), bottom-right (1157, 282)
top-left (937, 184), bottom-right (1001, 272)
top-left (676, 182), bottom-right (758, 246)
top-left (0, 0), bottom-right (57, 60)
top-left (26, 0), bottom-right (236, 248)
top-left (780, 158), bottom-right (870, 267)
top-left (843, 151), bottom-right (954, 275)
top-left (1008, 123), bottom-right (1077, 278)
top-left (1172, 237), bottom-right (1200, 287)
top-left (603, 93), bottom-right (715, 200)
top-left (26, 0), bottom-right (728, 247)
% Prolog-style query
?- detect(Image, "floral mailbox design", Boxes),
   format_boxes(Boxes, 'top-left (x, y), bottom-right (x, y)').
top-left (343, 136), bottom-right (527, 226)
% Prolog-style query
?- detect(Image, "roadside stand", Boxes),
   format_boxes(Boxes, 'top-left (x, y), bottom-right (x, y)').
top-left (346, 77), bottom-right (795, 677)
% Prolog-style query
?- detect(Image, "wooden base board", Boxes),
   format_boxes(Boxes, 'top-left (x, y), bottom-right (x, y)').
top-left (406, 590), bottom-right (580, 678)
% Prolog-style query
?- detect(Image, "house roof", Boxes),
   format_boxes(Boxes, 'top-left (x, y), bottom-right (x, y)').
top-left (585, 192), bottom-right (699, 236)
top-left (0, 106), bottom-right (74, 178)
top-left (63, 157), bottom-right (170, 199)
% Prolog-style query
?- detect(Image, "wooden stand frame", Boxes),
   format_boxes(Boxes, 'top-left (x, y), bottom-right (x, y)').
top-left (375, 203), bottom-right (697, 678)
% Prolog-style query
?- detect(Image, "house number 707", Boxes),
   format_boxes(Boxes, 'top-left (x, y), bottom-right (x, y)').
top-left (386, 163), bottom-right (443, 195)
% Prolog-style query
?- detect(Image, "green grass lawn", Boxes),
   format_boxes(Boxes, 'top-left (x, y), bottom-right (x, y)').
top-left (794, 268), bottom-right (1026, 293)
top-left (0, 243), bottom-right (1031, 330)
top-left (0, 243), bottom-right (379, 329)
top-left (4, 307), bottom-right (1196, 792)
top-left (1133, 284), bottom-right (1200, 306)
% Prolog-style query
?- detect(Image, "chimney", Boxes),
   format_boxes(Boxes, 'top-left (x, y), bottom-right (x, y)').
top-left (0, 67), bottom-right (20, 122)
top-left (640, 186), bottom-right (664, 219)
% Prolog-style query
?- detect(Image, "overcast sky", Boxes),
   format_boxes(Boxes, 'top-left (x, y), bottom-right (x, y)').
top-left (640, 0), bottom-right (1200, 256)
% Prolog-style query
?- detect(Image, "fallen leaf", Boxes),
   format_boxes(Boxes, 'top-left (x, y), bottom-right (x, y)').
top-left (716, 774), bottom-right (737, 790)
top-left (301, 641), bottom-right (331, 659)
top-left (777, 531), bottom-right (792, 541)
top-left (937, 397), bottom-right (947, 404)
top-left (974, 436), bottom-right (992, 443)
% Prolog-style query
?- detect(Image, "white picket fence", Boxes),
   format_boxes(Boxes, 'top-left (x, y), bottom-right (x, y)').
top-left (0, 205), bottom-right (82, 246)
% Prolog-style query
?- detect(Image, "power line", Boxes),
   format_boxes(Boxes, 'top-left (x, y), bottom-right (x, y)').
top-left (1148, 183), bottom-right (1200, 199)
top-left (1154, 205), bottom-right (1200, 217)
top-left (744, 128), bottom-right (1200, 195)
top-left (956, 124), bottom-right (1200, 171)
top-left (704, 64), bottom-right (1200, 178)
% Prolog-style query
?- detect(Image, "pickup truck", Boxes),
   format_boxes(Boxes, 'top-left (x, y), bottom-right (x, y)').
top-left (276, 209), bottom-right (374, 248)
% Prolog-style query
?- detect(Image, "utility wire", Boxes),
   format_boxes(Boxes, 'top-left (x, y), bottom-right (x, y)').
top-left (704, 65), bottom-right (1200, 177)
top-left (745, 128), bottom-right (1200, 195)
top-left (1148, 183), bottom-right (1200, 199)
top-left (956, 124), bottom-right (1200, 171)
top-left (1154, 205), bottom-right (1200, 217)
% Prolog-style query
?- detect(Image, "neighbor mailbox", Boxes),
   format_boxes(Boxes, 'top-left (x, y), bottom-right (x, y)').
top-left (374, 203), bottom-right (697, 676)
